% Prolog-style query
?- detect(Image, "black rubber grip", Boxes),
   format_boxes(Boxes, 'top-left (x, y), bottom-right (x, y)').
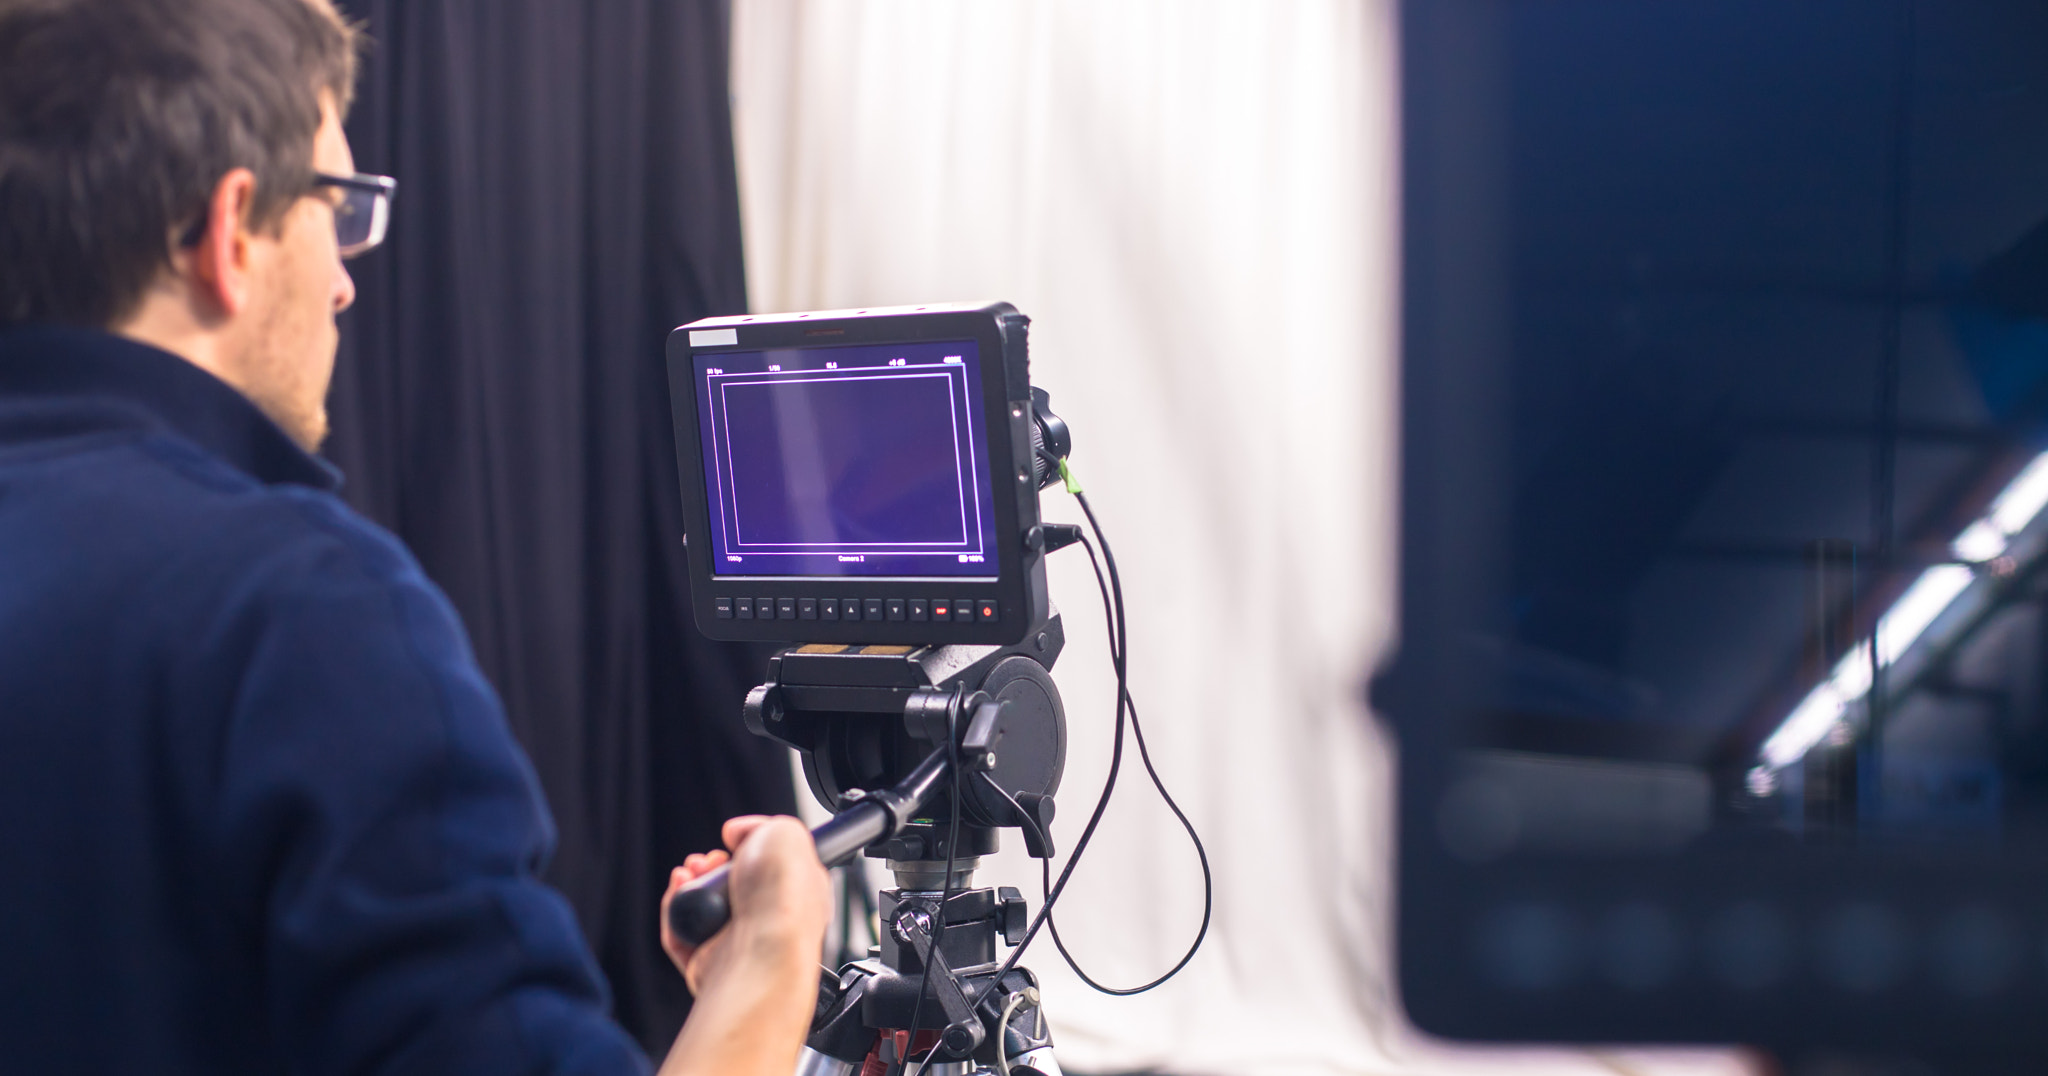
top-left (666, 863), bottom-right (735, 947)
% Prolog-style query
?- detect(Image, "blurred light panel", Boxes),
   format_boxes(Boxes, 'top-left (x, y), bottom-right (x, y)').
top-left (1760, 450), bottom-right (2048, 770)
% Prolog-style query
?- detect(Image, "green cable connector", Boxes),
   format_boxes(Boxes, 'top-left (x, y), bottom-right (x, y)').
top-left (1059, 457), bottom-right (1083, 495)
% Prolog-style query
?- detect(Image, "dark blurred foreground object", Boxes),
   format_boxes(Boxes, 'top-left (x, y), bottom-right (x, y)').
top-left (1388, 1), bottom-right (2048, 1071)
top-left (326, 0), bottom-right (793, 1052)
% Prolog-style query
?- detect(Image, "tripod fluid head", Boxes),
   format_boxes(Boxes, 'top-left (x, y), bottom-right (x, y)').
top-left (666, 618), bottom-right (1066, 935)
top-left (748, 619), bottom-right (1066, 873)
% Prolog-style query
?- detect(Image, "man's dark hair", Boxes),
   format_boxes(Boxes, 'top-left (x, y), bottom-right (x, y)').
top-left (0, 0), bottom-right (362, 329)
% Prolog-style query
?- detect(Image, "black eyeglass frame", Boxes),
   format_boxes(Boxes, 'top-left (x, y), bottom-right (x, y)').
top-left (313, 171), bottom-right (398, 259)
top-left (173, 171), bottom-right (398, 258)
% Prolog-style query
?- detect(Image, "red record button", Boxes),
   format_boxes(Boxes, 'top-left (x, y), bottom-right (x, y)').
top-left (977, 601), bottom-right (998, 622)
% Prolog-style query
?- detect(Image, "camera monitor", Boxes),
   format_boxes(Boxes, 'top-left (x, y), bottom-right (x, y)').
top-left (1388, 0), bottom-right (2048, 1064)
top-left (666, 303), bottom-right (1050, 645)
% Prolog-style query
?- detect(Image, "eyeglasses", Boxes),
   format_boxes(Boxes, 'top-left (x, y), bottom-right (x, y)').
top-left (313, 172), bottom-right (397, 258)
top-left (174, 171), bottom-right (398, 258)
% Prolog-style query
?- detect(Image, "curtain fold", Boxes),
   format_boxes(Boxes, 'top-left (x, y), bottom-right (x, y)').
top-left (327, 0), bottom-right (795, 1052)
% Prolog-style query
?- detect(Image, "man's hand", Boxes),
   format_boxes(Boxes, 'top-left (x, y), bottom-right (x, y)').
top-left (655, 815), bottom-right (832, 1076)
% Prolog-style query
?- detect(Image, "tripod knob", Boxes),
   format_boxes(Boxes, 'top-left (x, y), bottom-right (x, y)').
top-left (941, 1023), bottom-right (979, 1056)
top-left (998, 886), bottom-right (1030, 946)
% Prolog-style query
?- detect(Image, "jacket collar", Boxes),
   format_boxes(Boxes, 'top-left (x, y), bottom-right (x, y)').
top-left (0, 324), bottom-right (341, 491)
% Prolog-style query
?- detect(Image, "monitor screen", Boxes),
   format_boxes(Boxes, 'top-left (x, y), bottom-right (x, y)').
top-left (692, 339), bottom-right (1000, 579)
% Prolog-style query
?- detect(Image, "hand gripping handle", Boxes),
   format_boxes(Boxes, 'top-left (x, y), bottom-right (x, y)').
top-left (666, 802), bottom-right (896, 946)
top-left (666, 710), bottom-right (960, 946)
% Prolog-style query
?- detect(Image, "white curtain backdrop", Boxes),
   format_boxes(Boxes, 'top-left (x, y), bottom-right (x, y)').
top-left (728, 4), bottom-right (1752, 1074)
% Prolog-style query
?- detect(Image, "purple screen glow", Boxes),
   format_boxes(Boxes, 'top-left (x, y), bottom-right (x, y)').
top-left (695, 340), bottom-right (1000, 578)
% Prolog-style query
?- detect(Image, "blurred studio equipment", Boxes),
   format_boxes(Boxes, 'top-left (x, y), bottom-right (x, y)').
top-left (1385, 1), bottom-right (2048, 1071)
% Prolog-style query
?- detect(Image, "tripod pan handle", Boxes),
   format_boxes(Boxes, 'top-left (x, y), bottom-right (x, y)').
top-left (666, 802), bottom-right (895, 947)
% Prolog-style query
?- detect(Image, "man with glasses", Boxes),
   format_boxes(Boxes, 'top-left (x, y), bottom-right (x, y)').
top-left (0, 1), bottom-right (829, 1073)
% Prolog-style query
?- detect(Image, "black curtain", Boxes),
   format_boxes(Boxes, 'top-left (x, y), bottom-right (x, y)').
top-left (326, 0), bottom-right (794, 1053)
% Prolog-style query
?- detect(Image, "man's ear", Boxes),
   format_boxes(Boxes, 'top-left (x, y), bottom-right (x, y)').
top-left (185, 168), bottom-right (262, 319)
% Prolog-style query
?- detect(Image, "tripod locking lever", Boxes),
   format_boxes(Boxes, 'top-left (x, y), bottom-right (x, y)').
top-left (960, 693), bottom-right (1007, 768)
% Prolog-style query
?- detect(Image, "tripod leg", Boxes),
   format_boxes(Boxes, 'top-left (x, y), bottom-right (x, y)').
top-left (1006, 1046), bottom-right (1064, 1076)
top-left (794, 1046), bottom-right (859, 1076)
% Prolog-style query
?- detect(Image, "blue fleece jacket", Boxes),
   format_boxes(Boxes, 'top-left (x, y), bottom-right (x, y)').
top-left (0, 325), bottom-right (650, 1074)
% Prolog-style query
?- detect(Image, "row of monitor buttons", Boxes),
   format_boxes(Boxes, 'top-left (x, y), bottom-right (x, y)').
top-left (715, 596), bottom-right (997, 624)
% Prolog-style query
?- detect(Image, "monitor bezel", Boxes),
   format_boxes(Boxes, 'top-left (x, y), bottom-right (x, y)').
top-left (665, 302), bottom-right (1048, 646)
